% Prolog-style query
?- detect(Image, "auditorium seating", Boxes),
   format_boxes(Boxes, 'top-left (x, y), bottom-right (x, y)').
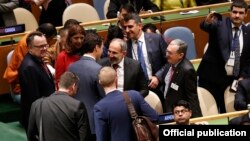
top-left (224, 86), bottom-right (236, 113)
top-left (62, 3), bottom-right (100, 25)
top-left (163, 26), bottom-right (197, 60)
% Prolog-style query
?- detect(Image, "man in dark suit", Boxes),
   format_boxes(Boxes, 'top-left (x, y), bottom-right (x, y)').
top-left (18, 31), bottom-right (55, 130)
top-left (68, 33), bottom-right (105, 140)
top-left (234, 78), bottom-right (250, 111)
top-left (94, 66), bottom-right (158, 141)
top-left (123, 13), bottom-right (167, 95)
top-left (28, 71), bottom-right (90, 141)
top-left (151, 39), bottom-right (202, 117)
top-left (0, 0), bottom-right (18, 26)
top-left (98, 38), bottom-right (149, 97)
top-left (229, 111), bottom-right (250, 125)
top-left (107, 0), bottom-right (159, 19)
top-left (197, 0), bottom-right (250, 113)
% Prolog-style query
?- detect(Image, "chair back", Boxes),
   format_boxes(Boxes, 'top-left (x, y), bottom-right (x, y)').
top-left (224, 86), bottom-right (236, 112)
top-left (144, 91), bottom-right (163, 114)
top-left (13, 8), bottom-right (38, 31)
top-left (7, 50), bottom-right (14, 64)
top-left (197, 87), bottom-right (219, 116)
top-left (163, 26), bottom-right (197, 60)
top-left (62, 3), bottom-right (100, 25)
top-left (103, 0), bottom-right (110, 19)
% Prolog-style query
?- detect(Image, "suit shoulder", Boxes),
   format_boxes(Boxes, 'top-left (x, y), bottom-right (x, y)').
top-left (98, 57), bottom-right (110, 65)
top-left (182, 59), bottom-right (195, 70)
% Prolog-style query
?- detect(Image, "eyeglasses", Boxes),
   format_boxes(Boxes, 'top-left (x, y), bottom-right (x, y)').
top-left (174, 109), bottom-right (189, 115)
top-left (33, 44), bottom-right (49, 49)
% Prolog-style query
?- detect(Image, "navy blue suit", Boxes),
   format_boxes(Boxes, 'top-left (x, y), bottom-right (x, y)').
top-left (19, 53), bottom-right (55, 130)
top-left (198, 17), bottom-right (250, 113)
top-left (127, 33), bottom-right (167, 77)
top-left (68, 56), bottom-right (105, 135)
top-left (234, 78), bottom-right (250, 111)
top-left (229, 113), bottom-right (250, 125)
top-left (94, 90), bottom-right (158, 141)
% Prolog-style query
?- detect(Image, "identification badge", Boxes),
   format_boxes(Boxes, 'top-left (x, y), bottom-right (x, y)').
top-left (230, 80), bottom-right (238, 92)
top-left (170, 83), bottom-right (179, 91)
top-left (227, 52), bottom-right (235, 66)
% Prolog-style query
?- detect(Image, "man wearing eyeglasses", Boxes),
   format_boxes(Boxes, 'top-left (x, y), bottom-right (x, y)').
top-left (172, 100), bottom-right (193, 125)
top-left (18, 31), bottom-right (55, 131)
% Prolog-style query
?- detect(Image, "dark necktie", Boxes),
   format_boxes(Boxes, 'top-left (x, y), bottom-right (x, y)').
top-left (112, 64), bottom-right (119, 88)
top-left (232, 27), bottom-right (240, 77)
top-left (42, 63), bottom-right (52, 79)
top-left (164, 66), bottom-right (175, 97)
top-left (137, 40), bottom-right (148, 80)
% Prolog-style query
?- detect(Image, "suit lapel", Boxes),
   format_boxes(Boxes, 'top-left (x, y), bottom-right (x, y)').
top-left (123, 58), bottom-right (130, 90)
top-left (144, 33), bottom-right (153, 65)
top-left (127, 40), bottom-right (133, 58)
top-left (221, 18), bottom-right (233, 61)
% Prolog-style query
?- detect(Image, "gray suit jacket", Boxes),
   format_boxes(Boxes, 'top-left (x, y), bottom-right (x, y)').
top-left (98, 57), bottom-right (149, 97)
top-left (68, 56), bottom-right (105, 134)
top-left (28, 92), bottom-right (91, 141)
top-left (0, 0), bottom-right (18, 26)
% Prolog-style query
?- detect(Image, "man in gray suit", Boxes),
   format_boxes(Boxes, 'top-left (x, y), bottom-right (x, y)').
top-left (0, 0), bottom-right (18, 26)
top-left (98, 38), bottom-right (149, 97)
top-left (68, 32), bottom-right (105, 140)
top-left (28, 71), bottom-right (90, 141)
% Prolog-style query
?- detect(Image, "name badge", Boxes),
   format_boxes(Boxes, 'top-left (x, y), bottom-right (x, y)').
top-left (170, 83), bottom-right (179, 91)
top-left (227, 52), bottom-right (235, 66)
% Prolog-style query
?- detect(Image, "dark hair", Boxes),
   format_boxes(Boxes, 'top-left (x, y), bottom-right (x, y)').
top-left (172, 100), bottom-right (191, 113)
top-left (124, 13), bottom-right (141, 24)
top-left (36, 23), bottom-right (57, 39)
top-left (231, 0), bottom-right (248, 12)
top-left (58, 71), bottom-right (79, 89)
top-left (104, 25), bottom-right (124, 47)
top-left (142, 23), bottom-right (158, 33)
top-left (26, 31), bottom-right (44, 48)
top-left (64, 19), bottom-right (80, 29)
top-left (65, 24), bottom-right (85, 54)
top-left (119, 3), bottom-right (137, 14)
top-left (83, 32), bottom-right (102, 53)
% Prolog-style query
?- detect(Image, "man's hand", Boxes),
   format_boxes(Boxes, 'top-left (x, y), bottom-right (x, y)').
top-left (148, 76), bottom-right (159, 89)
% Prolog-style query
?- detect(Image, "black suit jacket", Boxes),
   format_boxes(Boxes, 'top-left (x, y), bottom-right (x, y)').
top-left (28, 92), bottom-right (90, 141)
top-left (127, 33), bottom-right (167, 76)
top-left (18, 53), bottom-right (55, 130)
top-left (98, 57), bottom-right (149, 97)
top-left (234, 79), bottom-right (250, 111)
top-left (229, 113), bottom-right (250, 125)
top-left (155, 58), bottom-right (202, 117)
top-left (107, 0), bottom-right (159, 19)
top-left (198, 17), bottom-right (250, 87)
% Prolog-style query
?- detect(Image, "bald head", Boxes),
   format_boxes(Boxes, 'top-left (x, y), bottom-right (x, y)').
top-left (98, 67), bottom-right (117, 87)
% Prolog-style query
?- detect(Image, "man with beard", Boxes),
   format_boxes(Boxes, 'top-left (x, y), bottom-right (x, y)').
top-left (98, 38), bottom-right (149, 97)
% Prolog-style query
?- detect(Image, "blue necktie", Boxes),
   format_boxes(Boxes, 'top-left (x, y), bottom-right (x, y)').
top-left (137, 41), bottom-right (148, 80)
top-left (232, 27), bottom-right (240, 77)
